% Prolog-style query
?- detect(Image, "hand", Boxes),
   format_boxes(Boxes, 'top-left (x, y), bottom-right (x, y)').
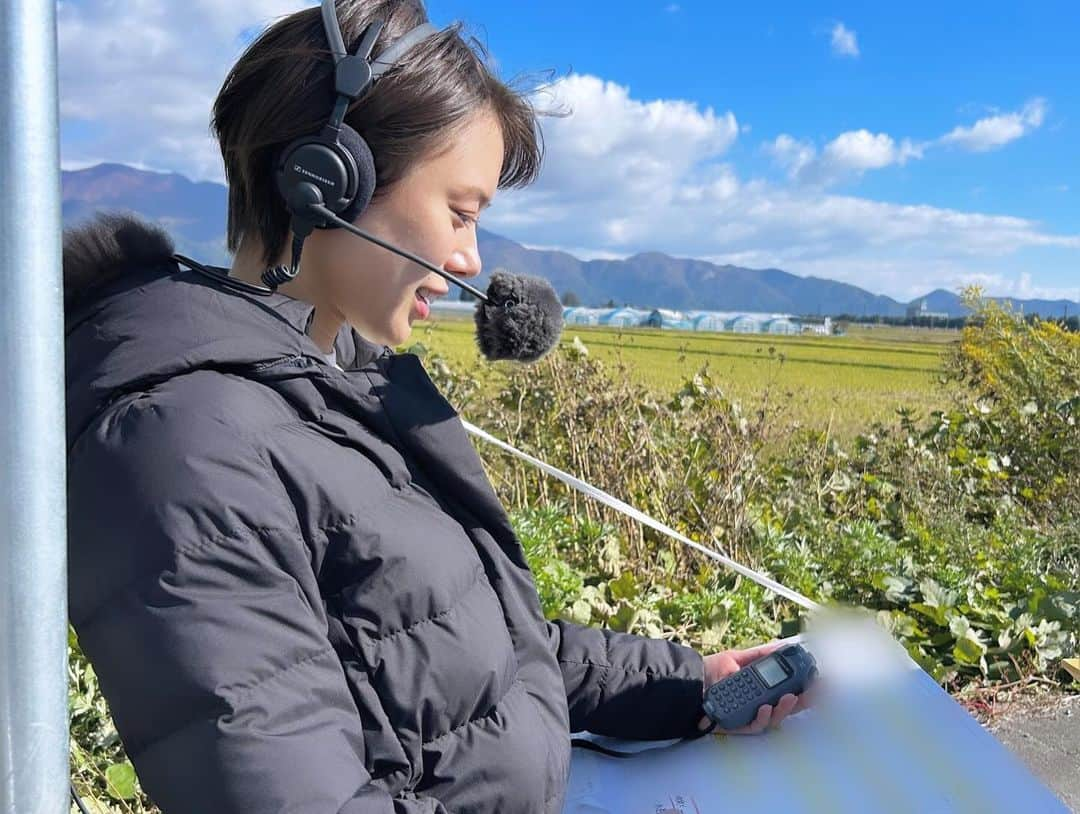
top-left (696, 642), bottom-right (813, 735)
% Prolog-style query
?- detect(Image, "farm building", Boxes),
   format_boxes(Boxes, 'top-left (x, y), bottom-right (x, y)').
top-left (562, 307), bottom-right (607, 326)
top-left (603, 307), bottom-right (651, 327)
top-left (689, 312), bottom-right (730, 331)
top-left (683, 310), bottom-right (809, 334)
top-left (905, 299), bottom-right (950, 321)
top-left (559, 306), bottom-right (813, 335)
top-left (647, 308), bottom-right (693, 330)
top-left (802, 317), bottom-right (833, 335)
top-left (729, 314), bottom-right (764, 333)
top-left (765, 317), bottom-right (801, 335)
top-left (430, 299), bottom-right (476, 315)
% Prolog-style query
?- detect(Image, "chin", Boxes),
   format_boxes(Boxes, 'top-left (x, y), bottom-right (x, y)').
top-left (385, 321), bottom-right (413, 349)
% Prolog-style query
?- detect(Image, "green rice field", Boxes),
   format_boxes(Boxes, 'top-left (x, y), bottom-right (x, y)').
top-left (413, 315), bottom-right (960, 437)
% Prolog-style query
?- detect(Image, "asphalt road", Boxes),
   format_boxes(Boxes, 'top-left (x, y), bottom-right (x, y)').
top-left (991, 694), bottom-right (1080, 811)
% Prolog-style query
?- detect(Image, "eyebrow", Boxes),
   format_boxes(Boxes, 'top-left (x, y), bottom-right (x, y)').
top-left (454, 186), bottom-right (493, 210)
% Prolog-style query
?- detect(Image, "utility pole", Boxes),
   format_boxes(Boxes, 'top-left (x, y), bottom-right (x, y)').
top-left (0, 0), bottom-right (70, 812)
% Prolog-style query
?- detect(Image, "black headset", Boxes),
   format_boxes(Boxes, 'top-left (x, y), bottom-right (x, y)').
top-left (263, 0), bottom-right (438, 289)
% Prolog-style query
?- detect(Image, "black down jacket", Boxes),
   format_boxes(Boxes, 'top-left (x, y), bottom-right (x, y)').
top-left (64, 213), bottom-right (706, 814)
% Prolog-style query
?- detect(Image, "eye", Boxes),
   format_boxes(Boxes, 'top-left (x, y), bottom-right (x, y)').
top-left (452, 208), bottom-right (478, 228)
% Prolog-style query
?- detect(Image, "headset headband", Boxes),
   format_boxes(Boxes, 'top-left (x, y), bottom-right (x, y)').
top-left (320, 0), bottom-right (438, 84)
top-left (319, 0), bottom-right (438, 136)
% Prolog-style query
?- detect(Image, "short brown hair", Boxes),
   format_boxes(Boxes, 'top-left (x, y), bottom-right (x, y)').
top-left (211, 0), bottom-right (555, 267)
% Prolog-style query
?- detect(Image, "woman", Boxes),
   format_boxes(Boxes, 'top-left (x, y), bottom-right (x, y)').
top-left (64, 1), bottom-right (805, 811)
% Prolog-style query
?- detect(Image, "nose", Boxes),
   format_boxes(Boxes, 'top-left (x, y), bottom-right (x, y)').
top-left (444, 240), bottom-right (482, 280)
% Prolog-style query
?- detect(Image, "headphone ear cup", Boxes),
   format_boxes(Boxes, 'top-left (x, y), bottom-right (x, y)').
top-left (275, 135), bottom-right (351, 218)
top-left (274, 127), bottom-right (375, 229)
top-left (332, 124), bottom-right (377, 226)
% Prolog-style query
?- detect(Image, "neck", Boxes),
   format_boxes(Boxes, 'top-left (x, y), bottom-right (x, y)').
top-left (229, 236), bottom-right (344, 353)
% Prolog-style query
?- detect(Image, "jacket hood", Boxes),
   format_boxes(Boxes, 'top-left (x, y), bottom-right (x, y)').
top-left (64, 211), bottom-right (389, 448)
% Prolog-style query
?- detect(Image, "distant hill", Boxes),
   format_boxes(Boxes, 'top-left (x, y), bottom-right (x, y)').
top-left (917, 288), bottom-right (1076, 321)
top-left (62, 162), bottom-right (229, 262)
top-left (61, 163), bottom-right (1078, 319)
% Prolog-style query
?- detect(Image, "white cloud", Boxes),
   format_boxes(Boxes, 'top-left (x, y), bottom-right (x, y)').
top-left (830, 23), bottom-right (859, 58)
top-left (766, 134), bottom-right (816, 178)
top-left (768, 98), bottom-right (1046, 188)
top-left (990, 272), bottom-right (1078, 302)
top-left (487, 74), bottom-right (1079, 301)
top-left (940, 98), bottom-right (1048, 152)
top-left (769, 130), bottom-right (924, 185)
top-left (520, 243), bottom-right (627, 262)
top-left (58, 0), bottom-right (313, 180)
top-left (824, 130), bottom-right (922, 170)
top-left (522, 74), bottom-right (739, 209)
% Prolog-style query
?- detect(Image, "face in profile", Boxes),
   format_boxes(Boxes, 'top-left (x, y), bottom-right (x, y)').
top-left (303, 107), bottom-right (503, 348)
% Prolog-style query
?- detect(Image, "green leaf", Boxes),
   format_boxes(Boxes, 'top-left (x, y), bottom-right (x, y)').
top-left (877, 609), bottom-right (924, 640)
top-left (905, 643), bottom-right (951, 684)
top-left (953, 630), bottom-right (988, 667)
top-left (1037, 592), bottom-right (1079, 623)
top-left (609, 601), bottom-right (639, 633)
top-left (919, 578), bottom-right (958, 609)
top-left (105, 761), bottom-right (137, 800)
top-left (609, 571), bottom-right (638, 601)
top-left (948, 615), bottom-right (972, 639)
top-left (873, 573), bottom-right (914, 602)
top-left (658, 549), bottom-right (677, 575)
top-left (910, 602), bottom-right (949, 627)
top-left (703, 601), bottom-right (730, 630)
top-left (566, 599), bottom-right (592, 625)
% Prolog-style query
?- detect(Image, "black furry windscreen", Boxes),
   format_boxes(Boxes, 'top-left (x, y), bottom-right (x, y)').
top-left (474, 271), bottom-right (564, 362)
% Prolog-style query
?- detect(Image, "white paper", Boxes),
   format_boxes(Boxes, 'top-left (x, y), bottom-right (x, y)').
top-left (563, 621), bottom-right (1068, 814)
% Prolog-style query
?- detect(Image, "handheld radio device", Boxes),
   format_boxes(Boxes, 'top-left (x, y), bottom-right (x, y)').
top-left (702, 643), bottom-right (818, 731)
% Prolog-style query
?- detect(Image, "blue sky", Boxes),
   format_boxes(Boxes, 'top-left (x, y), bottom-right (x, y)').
top-left (429, 1), bottom-right (1078, 228)
top-left (57, 0), bottom-right (1079, 302)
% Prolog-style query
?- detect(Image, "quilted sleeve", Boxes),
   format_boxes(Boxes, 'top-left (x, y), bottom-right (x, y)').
top-left (545, 619), bottom-right (705, 739)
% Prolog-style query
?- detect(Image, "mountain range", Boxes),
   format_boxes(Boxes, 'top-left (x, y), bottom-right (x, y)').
top-left (61, 163), bottom-right (1079, 319)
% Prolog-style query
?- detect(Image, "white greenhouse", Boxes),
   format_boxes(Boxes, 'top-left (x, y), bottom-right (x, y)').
top-left (647, 309), bottom-right (693, 330)
top-left (765, 318), bottom-right (800, 335)
top-left (689, 312), bottom-right (730, 332)
top-left (562, 307), bottom-right (607, 326)
top-left (603, 307), bottom-right (651, 327)
top-left (729, 314), bottom-right (763, 333)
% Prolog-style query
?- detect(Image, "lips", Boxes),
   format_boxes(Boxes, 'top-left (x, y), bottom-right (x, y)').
top-left (414, 285), bottom-right (449, 319)
top-left (414, 290), bottom-right (430, 319)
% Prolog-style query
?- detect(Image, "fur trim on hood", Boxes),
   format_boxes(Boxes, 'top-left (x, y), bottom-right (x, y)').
top-left (63, 211), bottom-right (177, 315)
top-left (62, 210), bottom-right (391, 449)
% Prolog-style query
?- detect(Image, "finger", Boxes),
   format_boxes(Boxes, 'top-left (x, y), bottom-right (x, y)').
top-left (697, 714), bottom-right (713, 732)
top-left (747, 703), bottom-right (773, 734)
top-left (729, 703), bottom-right (772, 735)
top-left (769, 693), bottom-right (799, 729)
top-left (793, 681), bottom-right (824, 713)
top-left (792, 691), bottom-right (813, 714)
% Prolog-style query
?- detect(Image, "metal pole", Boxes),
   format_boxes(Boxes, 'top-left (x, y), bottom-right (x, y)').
top-left (0, 0), bottom-right (69, 811)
